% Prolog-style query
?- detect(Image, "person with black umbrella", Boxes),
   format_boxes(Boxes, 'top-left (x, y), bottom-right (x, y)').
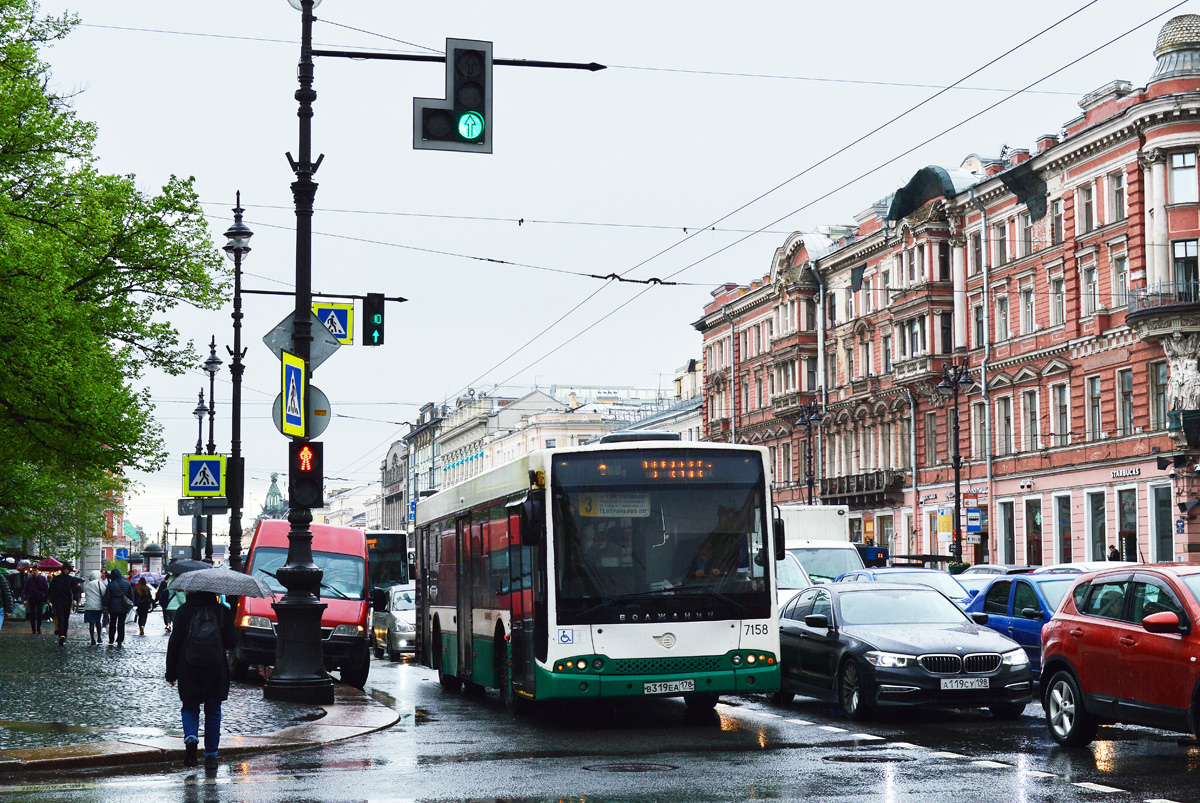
top-left (165, 590), bottom-right (235, 772)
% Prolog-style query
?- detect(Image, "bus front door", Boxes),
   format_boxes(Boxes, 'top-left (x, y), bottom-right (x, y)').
top-left (508, 512), bottom-right (536, 694)
top-left (456, 516), bottom-right (473, 683)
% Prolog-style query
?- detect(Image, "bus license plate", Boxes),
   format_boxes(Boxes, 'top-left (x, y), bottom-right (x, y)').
top-left (940, 677), bottom-right (989, 690)
top-left (644, 680), bottom-right (695, 695)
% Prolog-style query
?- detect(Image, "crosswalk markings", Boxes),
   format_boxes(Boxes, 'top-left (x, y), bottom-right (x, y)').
top-left (1073, 781), bottom-right (1124, 793)
top-left (929, 751), bottom-right (967, 758)
top-left (850, 733), bottom-right (883, 740)
top-left (818, 725), bottom-right (847, 732)
top-left (972, 760), bottom-right (1010, 768)
top-left (784, 718), bottom-right (812, 725)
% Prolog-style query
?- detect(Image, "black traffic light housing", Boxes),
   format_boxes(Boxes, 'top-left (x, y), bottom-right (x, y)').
top-left (414, 38), bottom-right (493, 153)
top-left (363, 293), bottom-right (385, 346)
top-left (288, 440), bottom-right (324, 509)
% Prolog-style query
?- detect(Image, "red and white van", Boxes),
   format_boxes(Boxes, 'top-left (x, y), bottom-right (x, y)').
top-left (231, 519), bottom-right (371, 688)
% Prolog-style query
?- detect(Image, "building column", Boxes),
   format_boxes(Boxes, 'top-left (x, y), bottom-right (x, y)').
top-left (952, 236), bottom-right (967, 350)
top-left (1147, 149), bottom-right (1169, 286)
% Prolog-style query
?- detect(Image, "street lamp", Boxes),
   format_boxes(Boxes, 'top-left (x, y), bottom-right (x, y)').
top-left (937, 362), bottom-right (975, 563)
top-left (191, 391), bottom-right (208, 560)
top-left (223, 193), bottom-right (253, 572)
top-left (796, 402), bottom-right (823, 505)
top-left (201, 337), bottom-right (223, 563)
top-left (264, 0), bottom-right (336, 705)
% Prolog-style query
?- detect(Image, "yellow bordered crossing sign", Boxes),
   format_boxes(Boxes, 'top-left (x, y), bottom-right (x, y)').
top-left (312, 302), bottom-right (354, 345)
top-left (282, 350), bottom-right (306, 437)
top-left (183, 454), bottom-right (227, 497)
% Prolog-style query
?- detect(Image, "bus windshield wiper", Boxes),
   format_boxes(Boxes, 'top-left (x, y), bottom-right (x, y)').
top-left (671, 586), bottom-right (749, 614)
top-left (575, 590), bottom-right (679, 619)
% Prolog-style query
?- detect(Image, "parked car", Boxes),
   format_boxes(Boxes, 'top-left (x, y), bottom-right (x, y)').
top-left (1040, 563), bottom-right (1200, 747)
top-left (835, 567), bottom-right (973, 607)
top-left (1032, 560), bottom-right (1137, 574)
top-left (776, 583), bottom-right (1033, 720)
top-left (961, 564), bottom-right (1034, 576)
top-left (371, 582), bottom-right (416, 661)
top-left (963, 573), bottom-right (1075, 682)
top-left (776, 552), bottom-right (813, 607)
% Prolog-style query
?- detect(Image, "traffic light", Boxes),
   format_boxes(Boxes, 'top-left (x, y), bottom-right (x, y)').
top-left (414, 38), bottom-right (492, 153)
top-left (288, 440), bottom-right (324, 509)
top-left (363, 293), bottom-right (385, 346)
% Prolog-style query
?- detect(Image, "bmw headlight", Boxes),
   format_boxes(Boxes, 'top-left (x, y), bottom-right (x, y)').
top-left (241, 615), bottom-right (272, 630)
top-left (864, 651), bottom-right (913, 668)
top-left (332, 624), bottom-right (364, 637)
top-left (1002, 648), bottom-right (1029, 668)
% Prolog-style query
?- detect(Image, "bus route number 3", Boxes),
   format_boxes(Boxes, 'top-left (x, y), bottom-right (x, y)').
top-left (744, 624), bottom-right (769, 636)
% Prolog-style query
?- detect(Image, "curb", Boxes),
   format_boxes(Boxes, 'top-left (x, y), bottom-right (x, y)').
top-left (0, 683), bottom-right (399, 774)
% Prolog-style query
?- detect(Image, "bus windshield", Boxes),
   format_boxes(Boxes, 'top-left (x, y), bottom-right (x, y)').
top-left (551, 449), bottom-right (772, 624)
top-left (248, 546), bottom-right (367, 601)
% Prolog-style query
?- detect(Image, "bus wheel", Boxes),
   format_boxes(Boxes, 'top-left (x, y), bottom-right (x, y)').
top-left (498, 635), bottom-right (530, 716)
top-left (685, 694), bottom-right (719, 712)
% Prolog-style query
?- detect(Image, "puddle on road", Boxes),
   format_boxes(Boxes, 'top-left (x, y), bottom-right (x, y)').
top-left (0, 720), bottom-right (168, 738)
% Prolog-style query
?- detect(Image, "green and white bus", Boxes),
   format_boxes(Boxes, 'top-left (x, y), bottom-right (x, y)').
top-left (415, 439), bottom-right (784, 714)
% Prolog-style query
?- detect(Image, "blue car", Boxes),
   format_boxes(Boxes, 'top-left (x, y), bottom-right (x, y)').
top-left (834, 567), bottom-right (972, 608)
top-left (962, 573), bottom-right (1075, 682)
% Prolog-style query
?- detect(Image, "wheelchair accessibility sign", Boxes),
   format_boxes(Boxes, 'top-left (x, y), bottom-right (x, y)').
top-left (557, 628), bottom-right (574, 645)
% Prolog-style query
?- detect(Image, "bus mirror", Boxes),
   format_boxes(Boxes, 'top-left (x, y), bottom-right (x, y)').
top-left (774, 518), bottom-right (786, 561)
top-left (520, 492), bottom-right (545, 546)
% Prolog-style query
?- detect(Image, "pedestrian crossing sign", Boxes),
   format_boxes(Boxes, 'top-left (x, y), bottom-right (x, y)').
top-left (312, 302), bottom-right (354, 345)
top-left (183, 454), bottom-right (227, 497)
top-left (282, 350), bottom-right (306, 437)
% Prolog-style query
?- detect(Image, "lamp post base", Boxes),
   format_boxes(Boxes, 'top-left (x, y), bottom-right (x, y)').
top-left (264, 595), bottom-right (335, 704)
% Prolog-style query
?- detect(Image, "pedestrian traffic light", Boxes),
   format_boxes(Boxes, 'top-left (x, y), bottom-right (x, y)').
top-left (288, 440), bottom-right (324, 509)
top-left (414, 38), bottom-right (492, 153)
top-left (363, 293), bottom-right (385, 346)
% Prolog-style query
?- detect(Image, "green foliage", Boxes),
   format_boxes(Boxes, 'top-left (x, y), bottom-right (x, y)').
top-left (0, 0), bottom-right (228, 551)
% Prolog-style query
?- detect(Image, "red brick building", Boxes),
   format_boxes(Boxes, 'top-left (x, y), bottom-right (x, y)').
top-left (695, 15), bottom-right (1200, 567)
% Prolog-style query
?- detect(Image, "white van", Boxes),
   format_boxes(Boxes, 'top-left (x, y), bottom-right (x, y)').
top-left (785, 539), bottom-right (865, 584)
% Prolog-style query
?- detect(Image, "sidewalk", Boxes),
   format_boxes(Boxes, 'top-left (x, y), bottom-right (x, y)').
top-left (0, 608), bottom-right (399, 773)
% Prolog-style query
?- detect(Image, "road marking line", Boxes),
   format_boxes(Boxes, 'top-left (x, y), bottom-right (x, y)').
top-left (1025, 771), bottom-right (1057, 778)
top-left (850, 733), bottom-right (884, 740)
top-left (819, 725), bottom-right (848, 732)
top-left (1074, 782), bottom-right (1124, 793)
top-left (785, 718), bottom-right (813, 725)
top-left (929, 751), bottom-right (967, 758)
top-left (972, 760), bottom-right (1011, 768)
top-left (1145, 798), bottom-right (1182, 803)
top-left (888, 742), bottom-right (923, 749)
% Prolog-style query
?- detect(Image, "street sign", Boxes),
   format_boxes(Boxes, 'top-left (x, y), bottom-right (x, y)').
top-left (273, 384), bottom-right (332, 438)
top-left (282, 350), bottom-right (306, 437)
top-left (964, 532), bottom-right (982, 545)
top-left (178, 497), bottom-right (230, 516)
top-left (1179, 518), bottom-right (1187, 535)
top-left (183, 454), bottom-right (227, 497)
top-left (966, 508), bottom-right (982, 532)
top-left (313, 302), bottom-right (354, 345)
top-left (962, 493), bottom-right (978, 508)
top-left (115, 548), bottom-right (128, 560)
top-left (262, 311), bottom-right (342, 371)
top-left (409, 500), bottom-right (416, 522)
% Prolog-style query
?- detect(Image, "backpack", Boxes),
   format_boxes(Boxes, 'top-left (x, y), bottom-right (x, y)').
top-left (184, 606), bottom-right (225, 667)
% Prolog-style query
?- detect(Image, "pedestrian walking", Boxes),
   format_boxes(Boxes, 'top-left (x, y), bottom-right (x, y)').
top-left (101, 568), bottom-right (133, 645)
top-left (160, 576), bottom-right (176, 633)
top-left (23, 567), bottom-right (48, 634)
top-left (165, 590), bottom-right (235, 771)
top-left (5, 565), bottom-right (20, 603)
top-left (133, 576), bottom-right (154, 636)
top-left (82, 570), bottom-right (105, 645)
top-left (0, 568), bottom-right (12, 630)
top-left (47, 564), bottom-right (75, 646)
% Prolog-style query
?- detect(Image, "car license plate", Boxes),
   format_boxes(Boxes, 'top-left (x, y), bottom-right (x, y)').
top-left (644, 680), bottom-right (695, 694)
top-left (940, 677), bottom-right (989, 690)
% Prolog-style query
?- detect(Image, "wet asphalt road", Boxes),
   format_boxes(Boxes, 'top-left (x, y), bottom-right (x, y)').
top-left (4, 654), bottom-right (1200, 802)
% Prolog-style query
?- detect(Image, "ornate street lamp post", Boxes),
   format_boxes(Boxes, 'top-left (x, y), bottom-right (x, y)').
top-left (796, 402), bottom-right (823, 505)
top-left (265, 0), bottom-right (336, 705)
top-left (223, 194), bottom-right (253, 572)
top-left (191, 391), bottom-right (208, 560)
top-left (202, 338), bottom-right (222, 563)
top-left (937, 362), bottom-right (975, 564)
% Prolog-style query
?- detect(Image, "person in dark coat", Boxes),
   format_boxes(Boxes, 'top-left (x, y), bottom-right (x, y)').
top-left (23, 568), bottom-right (48, 634)
top-left (46, 565), bottom-right (75, 646)
top-left (0, 570), bottom-right (12, 630)
top-left (101, 568), bottom-right (134, 645)
top-left (133, 577), bottom-right (154, 636)
top-left (165, 591), bottom-right (235, 771)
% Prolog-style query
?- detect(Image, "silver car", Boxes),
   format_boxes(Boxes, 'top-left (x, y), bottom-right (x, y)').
top-left (372, 583), bottom-right (416, 661)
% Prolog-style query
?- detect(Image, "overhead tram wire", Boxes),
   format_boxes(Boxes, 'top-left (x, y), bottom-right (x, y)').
top-left (440, 0), bottom-right (1109, 400)
top-left (452, 0), bottom-right (1189, 400)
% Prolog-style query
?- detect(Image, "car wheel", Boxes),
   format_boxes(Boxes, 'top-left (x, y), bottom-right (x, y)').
top-left (373, 639), bottom-right (384, 660)
top-left (989, 701), bottom-right (1026, 720)
top-left (339, 643), bottom-right (371, 689)
top-left (769, 689), bottom-right (793, 706)
top-left (388, 641), bottom-right (401, 663)
top-left (839, 660), bottom-right (873, 721)
top-left (1044, 670), bottom-right (1098, 747)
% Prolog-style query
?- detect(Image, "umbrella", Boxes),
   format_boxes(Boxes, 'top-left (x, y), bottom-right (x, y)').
top-left (169, 567), bottom-right (273, 598)
top-left (165, 559), bottom-right (210, 575)
top-left (36, 557), bottom-right (63, 570)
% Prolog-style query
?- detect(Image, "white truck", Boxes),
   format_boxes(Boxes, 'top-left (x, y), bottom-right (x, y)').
top-left (775, 504), bottom-right (865, 583)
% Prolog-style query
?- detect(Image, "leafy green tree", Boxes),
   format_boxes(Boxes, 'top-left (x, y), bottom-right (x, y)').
top-left (0, 0), bottom-right (228, 553)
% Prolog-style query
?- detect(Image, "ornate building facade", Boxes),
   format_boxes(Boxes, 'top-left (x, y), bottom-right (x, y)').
top-left (696, 15), bottom-right (1200, 566)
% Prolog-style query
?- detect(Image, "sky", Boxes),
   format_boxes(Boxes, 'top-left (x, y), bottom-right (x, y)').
top-left (32, 0), bottom-right (1197, 538)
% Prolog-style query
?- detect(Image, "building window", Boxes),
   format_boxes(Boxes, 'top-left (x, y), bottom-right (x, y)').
top-left (997, 397), bottom-right (1013, 456)
top-left (972, 401), bottom-right (987, 457)
top-left (1053, 383), bottom-right (1069, 447)
top-left (925, 411), bottom-right (938, 467)
top-left (939, 242), bottom-right (950, 282)
top-left (881, 270), bottom-right (891, 306)
top-left (1023, 390), bottom-right (1039, 451)
top-left (781, 442), bottom-right (791, 483)
top-left (805, 299), bottom-right (816, 331)
top-left (1109, 170), bottom-right (1125, 221)
top-left (1051, 199), bottom-right (1064, 244)
top-left (1021, 212), bottom-right (1033, 257)
top-left (940, 313), bottom-right (953, 355)
top-left (900, 417), bottom-right (911, 466)
top-left (973, 305), bottom-right (984, 347)
top-left (881, 421), bottom-right (893, 468)
top-left (995, 296), bottom-right (1009, 340)
top-left (1084, 265), bottom-right (1098, 315)
top-left (827, 349), bottom-right (837, 386)
top-left (545, 439), bottom-right (556, 448)
top-left (1173, 239), bottom-right (1199, 294)
top-left (1113, 255), bottom-right (1127, 307)
top-left (1087, 376), bottom-right (1102, 440)
top-left (972, 232), bottom-right (982, 274)
top-left (881, 334), bottom-right (892, 373)
top-left (1051, 278), bottom-right (1065, 325)
top-left (1079, 185), bottom-right (1094, 233)
top-left (861, 342), bottom-right (872, 377)
top-left (1171, 152), bottom-right (1198, 204)
top-left (845, 343), bottom-right (855, 380)
top-left (1151, 361), bottom-right (1168, 429)
top-left (845, 289), bottom-right (854, 320)
top-left (864, 276), bottom-right (874, 313)
top-left (807, 357), bottom-right (817, 391)
top-left (1021, 288), bottom-right (1035, 334)
top-left (994, 222), bottom-right (1007, 265)
top-left (1118, 368), bottom-right (1134, 436)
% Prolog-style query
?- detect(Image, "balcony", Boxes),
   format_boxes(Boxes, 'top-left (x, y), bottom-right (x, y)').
top-left (770, 390), bottom-right (808, 420)
top-left (892, 355), bottom-right (942, 385)
top-left (820, 469), bottom-right (907, 508)
top-left (1128, 281), bottom-right (1200, 316)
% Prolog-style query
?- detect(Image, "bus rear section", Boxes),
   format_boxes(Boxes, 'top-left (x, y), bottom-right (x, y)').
top-left (416, 444), bottom-right (782, 714)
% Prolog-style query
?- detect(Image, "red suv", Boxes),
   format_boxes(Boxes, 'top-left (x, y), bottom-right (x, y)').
top-left (1040, 564), bottom-right (1200, 746)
